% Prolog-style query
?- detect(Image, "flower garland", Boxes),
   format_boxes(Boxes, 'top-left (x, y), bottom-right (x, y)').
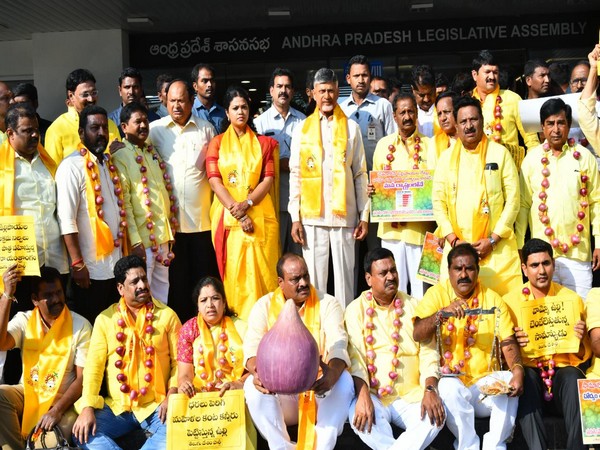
top-left (384, 136), bottom-right (421, 170)
top-left (522, 286), bottom-right (555, 401)
top-left (134, 144), bottom-right (179, 266)
top-left (114, 302), bottom-right (155, 401)
top-left (441, 297), bottom-right (479, 375)
top-left (490, 95), bottom-right (503, 143)
top-left (538, 139), bottom-right (588, 254)
top-left (80, 148), bottom-right (127, 248)
top-left (196, 322), bottom-right (230, 392)
top-left (363, 291), bottom-right (404, 398)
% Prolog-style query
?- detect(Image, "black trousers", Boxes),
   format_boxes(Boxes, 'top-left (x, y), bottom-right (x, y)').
top-left (66, 277), bottom-right (119, 325)
top-left (167, 231), bottom-right (219, 323)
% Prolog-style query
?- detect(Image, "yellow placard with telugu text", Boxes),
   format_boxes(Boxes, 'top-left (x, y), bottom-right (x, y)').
top-left (166, 391), bottom-right (245, 450)
top-left (519, 296), bottom-right (579, 359)
top-left (0, 216), bottom-right (39, 276)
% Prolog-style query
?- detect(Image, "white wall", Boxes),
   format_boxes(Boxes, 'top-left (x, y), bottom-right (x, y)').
top-left (0, 40), bottom-right (33, 80)
top-left (32, 29), bottom-right (128, 120)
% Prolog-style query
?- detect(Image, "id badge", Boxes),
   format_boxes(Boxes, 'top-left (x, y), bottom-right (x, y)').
top-left (367, 122), bottom-right (376, 141)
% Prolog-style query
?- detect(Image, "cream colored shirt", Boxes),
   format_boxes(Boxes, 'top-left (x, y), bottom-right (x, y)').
top-left (149, 114), bottom-right (215, 233)
top-left (289, 113), bottom-right (369, 227)
top-left (578, 96), bottom-right (600, 157)
top-left (14, 152), bottom-right (68, 273)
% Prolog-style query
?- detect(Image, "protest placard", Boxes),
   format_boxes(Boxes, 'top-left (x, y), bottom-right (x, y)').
top-left (0, 216), bottom-right (39, 276)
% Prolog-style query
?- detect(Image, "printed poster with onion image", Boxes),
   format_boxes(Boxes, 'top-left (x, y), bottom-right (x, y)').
top-left (577, 379), bottom-right (600, 444)
top-left (370, 170), bottom-right (434, 222)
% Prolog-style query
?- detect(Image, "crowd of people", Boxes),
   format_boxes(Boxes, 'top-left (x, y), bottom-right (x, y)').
top-left (0, 42), bottom-right (599, 450)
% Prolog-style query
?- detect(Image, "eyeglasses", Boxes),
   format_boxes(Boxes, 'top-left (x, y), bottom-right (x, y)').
top-left (570, 78), bottom-right (587, 86)
top-left (76, 90), bottom-right (99, 100)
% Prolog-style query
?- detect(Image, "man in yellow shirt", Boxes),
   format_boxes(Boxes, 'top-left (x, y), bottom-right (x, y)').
top-left (433, 96), bottom-right (521, 297)
top-left (369, 92), bottom-right (435, 298)
top-left (578, 44), bottom-right (600, 157)
top-left (45, 69), bottom-right (120, 166)
top-left (414, 243), bottom-right (524, 450)
top-left (503, 238), bottom-right (589, 450)
top-left (516, 97), bottom-right (600, 299)
top-left (471, 50), bottom-right (539, 167)
top-left (0, 81), bottom-right (12, 135)
top-left (346, 248), bottom-right (444, 449)
top-left (112, 102), bottom-right (175, 304)
top-left (72, 255), bottom-right (181, 450)
top-left (432, 91), bottom-right (458, 157)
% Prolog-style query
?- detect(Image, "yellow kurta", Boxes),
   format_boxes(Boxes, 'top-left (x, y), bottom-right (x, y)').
top-left (415, 280), bottom-right (514, 386)
top-left (503, 282), bottom-right (590, 368)
top-left (372, 132), bottom-right (436, 246)
top-left (516, 142), bottom-right (600, 263)
top-left (585, 288), bottom-right (600, 378)
top-left (578, 96), bottom-right (600, 154)
top-left (433, 140), bottom-right (521, 296)
top-left (345, 291), bottom-right (439, 406)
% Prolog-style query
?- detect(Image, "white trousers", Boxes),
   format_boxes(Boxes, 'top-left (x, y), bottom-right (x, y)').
top-left (438, 371), bottom-right (517, 450)
top-left (349, 393), bottom-right (442, 450)
top-left (244, 370), bottom-right (354, 450)
top-left (382, 239), bottom-right (426, 299)
top-left (145, 243), bottom-right (170, 304)
top-left (553, 256), bottom-right (592, 300)
top-left (303, 226), bottom-right (355, 308)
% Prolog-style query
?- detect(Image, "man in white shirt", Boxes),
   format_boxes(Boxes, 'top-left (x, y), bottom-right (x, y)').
top-left (411, 65), bottom-right (437, 138)
top-left (255, 68), bottom-right (306, 255)
top-left (149, 79), bottom-right (218, 322)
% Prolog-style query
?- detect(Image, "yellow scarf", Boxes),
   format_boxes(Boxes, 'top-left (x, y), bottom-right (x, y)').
top-left (116, 298), bottom-right (166, 411)
top-left (433, 131), bottom-right (451, 158)
top-left (447, 136), bottom-right (490, 242)
top-left (22, 306), bottom-right (72, 436)
top-left (268, 287), bottom-right (321, 450)
top-left (79, 143), bottom-right (121, 258)
top-left (299, 106), bottom-right (348, 219)
top-left (193, 316), bottom-right (244, 389)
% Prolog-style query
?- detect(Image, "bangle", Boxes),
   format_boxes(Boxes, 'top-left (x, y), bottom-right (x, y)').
top-left (70, 258), bottom-right (84, 268)
top-left (241, 215), bottom-right (249, 222)
top-left (510, 363), bottom-right (524, 372)
top-left (451, 237), bottom-right (459, 247)
top-left (1, 292), bottom-right (17, 303)
top-left (73, 263), bottom-right (87, 272)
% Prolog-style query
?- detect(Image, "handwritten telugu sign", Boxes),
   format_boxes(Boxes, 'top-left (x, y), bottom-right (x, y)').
top-left (370, 170), bottom-right (434, 222)
top-left (0, 216), bottom-right (39, 276)
top-left (578, 379), bottom-right (600, 444)
top-left (166, 391), bottom-right (245, 449)
top-left (519, 296), bottom-right (579, 359)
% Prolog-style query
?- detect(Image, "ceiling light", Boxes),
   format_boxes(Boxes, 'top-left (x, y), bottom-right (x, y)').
top-left (127, 17), bottom-right (153, 25)
top-left (249, 88), bottom-right (257, 92)
top-left (410, 0), bottom-right (433, 11)
top-left (268, 8), bottom-right (291, 17)
top-left (241, 80), bottom-right (251, 84)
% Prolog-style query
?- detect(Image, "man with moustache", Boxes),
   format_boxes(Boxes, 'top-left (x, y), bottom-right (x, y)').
top-left (255, 68), bottom-right (306, 255)
top-left (56, 105), bottom-right (123, 323)
top-left (370, 76), bottom-right (390, 99)
top-left (411, 65), bottom-right (438, 138)
top-left (345, 248), bottom-right (444, 449)
top-left (433, 96), bottom-right (521, 296)
top-left (524, 60), bottom-right (551, 99)
top-left (149, 79), bottom-right (218, 322)
top-left (432, 91), bottom-right (459, 157)
top-left (471, 50), bottom-right (539, 167)
top-left (516, 98), bottom-right (600, 299)
top-left (503, 238), bottom-right (590, 450)
top-left (368, 92), bottom-right (436, 298)
top-left (290, 68), bottom-right (369, 308)
top-left (46, 69), bottom-right (121, 166)
top-left (413, 244), bottom-right (524, 450)
top-left (73, 255), bottom-right (181, 450)
top-left (0, 266), bottom-right (91, 449)
top-left (244, 253), bottom-right (353, 450)
top-left (191, 64), bottom-right (226, 133)
top-left (10, 83), bottom-right (52, 146)
top-left (569, 61), bottom-right (590, 94)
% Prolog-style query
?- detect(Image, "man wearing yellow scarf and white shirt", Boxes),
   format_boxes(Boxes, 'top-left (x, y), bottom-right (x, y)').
top-left (0, 266), bottom-right (91, 450)
top-left (289, 68), bottom-right (369, 308)
top-left (73, 255), bottom-right (181, 450)
top-left (432, 96), bottom-right (521, 297)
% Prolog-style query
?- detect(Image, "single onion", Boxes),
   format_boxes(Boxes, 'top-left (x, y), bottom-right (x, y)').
top-left (256, 299), bottom-right (320, 394)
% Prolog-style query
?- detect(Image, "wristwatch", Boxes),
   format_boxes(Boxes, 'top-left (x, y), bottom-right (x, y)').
top-left (247, 198), bottom-right (254, 207)
top-left (425, 384), bottom-right (439, 395)
top-left (488, 235), bottom-right (497, 250)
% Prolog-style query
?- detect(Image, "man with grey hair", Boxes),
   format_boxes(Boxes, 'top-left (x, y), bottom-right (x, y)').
top-left (289, 68), bottom-right (369, 308)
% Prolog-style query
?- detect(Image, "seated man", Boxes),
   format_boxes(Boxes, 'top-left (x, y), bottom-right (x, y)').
top-left (504, 238), bottom-right (590, 450)
top-left (243, 253), bottom-right (354, 450)
top-left (0, 266), bottom-right (91, 449)
top-left (413, 243), bottom-right (524, 450)
top-left (346, 248), bottom-right (444, 449)
top-left (72, 255), bottom-right (181, 449)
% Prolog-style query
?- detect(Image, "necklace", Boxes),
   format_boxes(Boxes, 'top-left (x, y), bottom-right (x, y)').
top-left (538, 139), bottom-right (587, 254)
top-left (115, 302), bottom-right (155, 401)
top-left (384, 135), bottom-right (421, 170)
top-left (363, 291), bottom-right (404, 398)
top-left (440, 297), bottom-right (479, 375)
top-left (134, 144), bottom-right (178, 266)
top-left (80, 148), bottom-right (128, 248)
top-left (196, 319), bottom-right (230, 391)
top-left (490, 94), bottom-right (502, 143)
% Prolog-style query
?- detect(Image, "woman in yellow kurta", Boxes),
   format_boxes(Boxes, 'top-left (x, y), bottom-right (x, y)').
top-left (177, 276), bottom-right (256, 449)
top-left (207, 87), bottom-right (279, 320)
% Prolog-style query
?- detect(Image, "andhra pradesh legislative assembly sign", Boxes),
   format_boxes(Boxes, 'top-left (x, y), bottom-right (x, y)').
top-left (518, 296), bottom-right (580, 359)
top-left (578, 379), bottom-right (600, 445)
top-left (167, 391), bottom-right (246, 449)
top-left (0, 216), bottom-right (39, 276)
top-left (370, 170), bottom-right (434, 222)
